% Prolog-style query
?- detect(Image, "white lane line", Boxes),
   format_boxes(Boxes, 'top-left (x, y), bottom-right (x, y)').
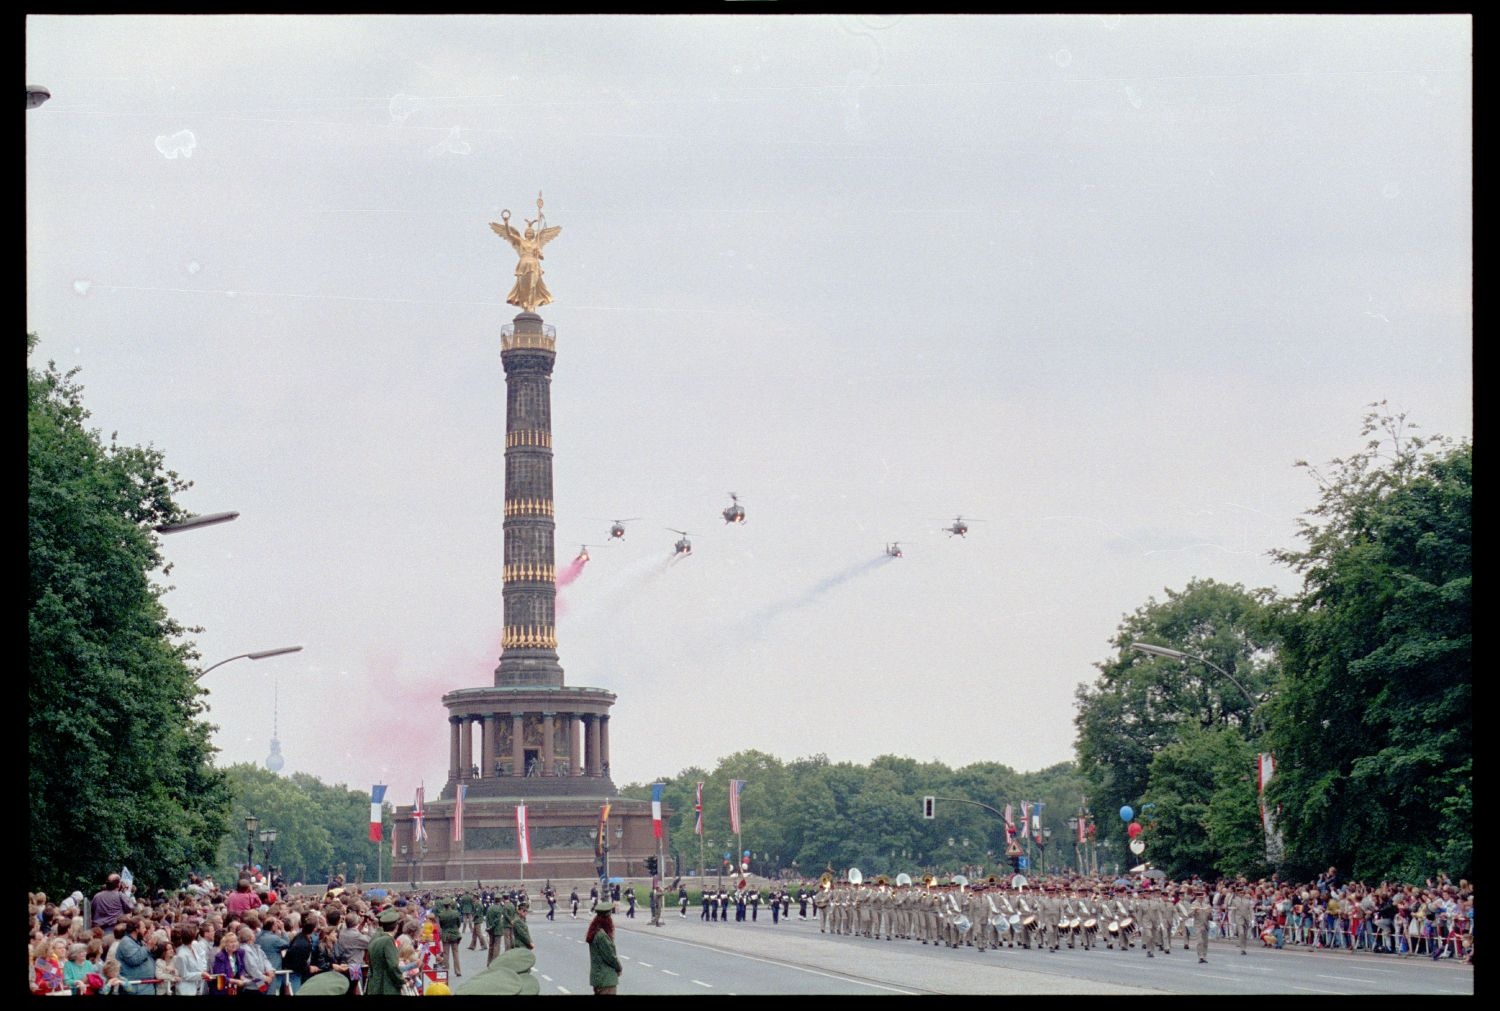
top-left (1202, 974), bottom-right (1238, 982)
top-left (692, 979), bottom-right (713, 988)
top-left (662, 969), bottom-right (679, 976)
top-left (557, 986), bottom-right (571, 994)
top-left (620, 955), bottom-right (631, 960)
top-left (637, 962), bottom-right (653, 968)
top-left (1292, 986), bottom-right (1347, 994)
top-left (624, 930), bottom-right (920, 995)
top-left (1318, 974), bottom-right (1381, 983)
top-left (540, 974), bottom-right (551, 981)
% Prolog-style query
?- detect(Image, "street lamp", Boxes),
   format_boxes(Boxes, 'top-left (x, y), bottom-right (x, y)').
top-left (197, 645), bottom-right (303, 681)
top-left (26, 85), bottom-right (50, 109)
top-left (258, 828), bottom-right (278, 878)
top-left (244, 815), bottom-right (259, 874)
top-left (155, 511), bottom-right (240, 534)
top-left (1129, 641), bottom-right (1263, 730)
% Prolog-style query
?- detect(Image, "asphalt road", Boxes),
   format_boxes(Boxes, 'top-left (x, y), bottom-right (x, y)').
top-left (447, 913), bottom-right (1473, 995)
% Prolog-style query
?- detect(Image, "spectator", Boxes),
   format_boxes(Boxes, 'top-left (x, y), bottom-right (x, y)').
top-left (236, 924), bottom-right (274, 993)
top-left (153, 939), bottom-right (181, 995)
top-left (115, 916), bottom-right (156, 994)
top-left (224, 877), bottom-right (260, 918)
top-left (33, 937), bottom-right (67, 994)
top-left (282, 918), bottom-right (319, 994)
top-left (256, 914), bottom-right (291, 995)
top-left (91, 873), bottom-right (136, 931)
top-left (62, 941), bottom-right (92, 993)
top-left (173, 925), bottom-right (210, 996)
top-left (208, 930), bottom-right (252, 995)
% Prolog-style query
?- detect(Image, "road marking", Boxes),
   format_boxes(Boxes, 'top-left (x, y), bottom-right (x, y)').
top-left (620, 955), bottom-right (631, 960)
top-left (1292, 986), bottom-right (1347, 994)
top-left (619, 928), bottom-right (922, 994)
top-left (1202, 974), bottom-right (1238, 982)
top-left (557, 986), bottom-right (570, 994)
top-left (692, 979), bottom-right (713, 987)
top-left (662, 969), bottom-right (679, 976)
top-left (540, 974), bottom-right (551, 981)
top-left (637, 962), bottom-right (653, 968)
top-left (1318, 974), bottom-right (1380, 984)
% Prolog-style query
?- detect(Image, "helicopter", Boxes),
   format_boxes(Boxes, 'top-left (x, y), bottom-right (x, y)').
top-left (574, 544), bottom-right (600, 563)
top-left (943, 515), bottom-right (980, 538)
top-left (885, 542), bottom-right (903, 559)
top-left (606, 518), bottom-right (642, 540)
top-left (721, 493), bottom-right (746, 525)
top-left (667, 528), bottom-right (692, 556)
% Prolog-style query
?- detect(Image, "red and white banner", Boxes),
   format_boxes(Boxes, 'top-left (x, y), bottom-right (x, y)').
top-left (516, 804), bottom-right (531, 865)
top-left (412, 787), bottom-right (427, 844)
top-left (728, 779), bottom-right (746, 835)
top-left (452, 784), bottom-right (467, 843)
top-left (694, 782), bottom-right (704, 836)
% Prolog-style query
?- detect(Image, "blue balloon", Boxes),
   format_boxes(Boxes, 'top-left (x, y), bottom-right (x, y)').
top-left (1119, 805), bottom-right (1134, 822)
top-left (723, 852), bottom-right (731, 860)
top-left (743, 850), bottom-right (751, 858)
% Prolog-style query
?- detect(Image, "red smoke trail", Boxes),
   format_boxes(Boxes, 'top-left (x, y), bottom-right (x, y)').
top-left (556, 554), bottom-right (589, 620)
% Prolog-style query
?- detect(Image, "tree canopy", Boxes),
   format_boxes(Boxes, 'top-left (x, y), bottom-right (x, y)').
top-left (621, 750), bottom-right (1088, 879)
top-left (29, 334), bottom-right (231, 895)
top-left (1265, 407), bottom-right (1471, 882)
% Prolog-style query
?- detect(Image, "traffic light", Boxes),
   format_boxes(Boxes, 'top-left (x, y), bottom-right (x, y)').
top-left (645, 855), bottom-right (658, 875)
top-left (922, 796), bottom-right (936, 819)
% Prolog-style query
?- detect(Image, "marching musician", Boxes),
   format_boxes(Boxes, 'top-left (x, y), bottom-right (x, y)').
top-left (749, 887), bottom-right (760, 921)
top-left (570, 888), bottom-right (580, 920)
top-left (678, 883), bottom-right (690, 919)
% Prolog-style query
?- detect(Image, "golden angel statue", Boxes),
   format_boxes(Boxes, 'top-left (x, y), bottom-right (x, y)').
top-left (490, 194), bottom-right (561, 312)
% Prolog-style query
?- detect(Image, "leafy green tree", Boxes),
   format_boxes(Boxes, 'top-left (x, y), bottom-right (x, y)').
top-left (29, 334), bottom-right (231, 894)
top-left (1266, 405), bottom-right (1471, 882)
top-left (1073, 578), bottom-right (1279, 846)
top-left (1141, 724), bottom-right (1263, 880)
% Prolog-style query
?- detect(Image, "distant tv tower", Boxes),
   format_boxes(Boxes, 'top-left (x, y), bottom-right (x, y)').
top-left (264, 679), bottom-right (285, 773)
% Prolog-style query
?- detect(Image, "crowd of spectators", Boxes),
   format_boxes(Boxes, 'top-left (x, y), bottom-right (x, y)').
top-left (28, 871), bottom-right (452, 995)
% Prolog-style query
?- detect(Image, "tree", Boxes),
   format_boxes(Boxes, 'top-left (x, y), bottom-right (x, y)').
top-left (1141, 724), bottom-right (1263, 880)
top-left (1266, 405), bottom-right (1471, 882)
top-left (1074, 579), bottom-right (1279, 829)
top-left (29, 334), bottom-right (231, 894)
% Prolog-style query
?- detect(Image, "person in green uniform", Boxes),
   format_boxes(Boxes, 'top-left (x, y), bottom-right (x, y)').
top-left (483, 898), bottom-right (505, 968)
top-left (437, 897), bottom-right (463, 979)
top-left (587, 902), bottom-right (622, 996)
top-left (510, 902), bottom-right (534, 951)
top-left (460, 891), bottom-right (485, 952)
top-left (363, 909), bottom-right (404, 996)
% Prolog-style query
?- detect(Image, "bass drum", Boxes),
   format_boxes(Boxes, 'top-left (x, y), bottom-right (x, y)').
top-left (1008, 913), bottom-right (1021, 926)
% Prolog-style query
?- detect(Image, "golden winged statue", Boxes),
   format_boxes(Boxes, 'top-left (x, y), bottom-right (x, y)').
top-left (490, 193), bottom-right (562, 312)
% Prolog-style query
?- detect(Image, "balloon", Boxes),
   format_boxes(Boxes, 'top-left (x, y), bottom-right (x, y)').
top-left (743, 850), bottom-right (751, 858)
top-left (723, 852), bottom-right (731, 860)
top-left (1127, 821), bottom-right (1143, 839)
top-left (424, 982), bottom-right (452, 996)
top-left (1119, 806), bottom-right (1134, 822)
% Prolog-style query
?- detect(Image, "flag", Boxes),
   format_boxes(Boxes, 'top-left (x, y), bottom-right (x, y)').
top-left (412, 787), bottom-right (427, 844)
top-left (1003, 803), bottom-right (1014, 836)
top-left (1031, 802), bottom-right (1043, 841)
top-left (595, 801), bottom-right (611, 858)
top-left (370, 785), bottom-right (387, 842)
top-left (1258, 753), bottom-right (1276, 833)
top-left (1077, 814), bottom-right (1086, 844)
top-left (516, 805), bottom-right (531, 865)
top-left (694, 782), bottom-right (704, 836)
top-left (1019, 801), bottom-right (1029, 836)
top-left (651, 783), bottom-right (664, 839)
top-left (728, 779), bottom-right (746, 835)
top-left (452, 784), bottom-right (467, 844)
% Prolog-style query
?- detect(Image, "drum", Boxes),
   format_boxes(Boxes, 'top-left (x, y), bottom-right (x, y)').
top-left (953, 915), bottom-right (972, 933)
top-left (1083, 918), bottom-right (1098, 931)
top-left (1068, 917), bottom-right (1082, 931)
top-left (1008, 913), bottom-right (1021, 926)
top-left (1119, 916), bottom-right (1135, 934)
top-left (1022, 915), bottom-right (1037, 929)
top-left (1107, 919), bottom-right (1120, 934)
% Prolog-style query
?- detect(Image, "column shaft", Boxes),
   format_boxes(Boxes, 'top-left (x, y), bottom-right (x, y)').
top-left (512, 712), bottom-right (525, 777)
top-left (448, 717), bottom-right (461, 783)
top-left (542, 713), bottom-right (556, 776)
top-left (600, 715), bottom-right (610, 776)
top-left (586, 715), bottom-right (601, 777)
top-left (569, 715), bottom-right (582, 776)
top-left (459, 716), bottom-right (473, 780)
top-left (483, 714), bottom-right (497, 778)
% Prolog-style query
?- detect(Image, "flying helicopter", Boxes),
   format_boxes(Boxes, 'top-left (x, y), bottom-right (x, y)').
top-left (606, 518), bottom-right (642, 540)
top-left (942, 515), bottom-right (981, 538)
top-left (885, 542), bottom-right (903, 559)
top-left (667, 528), bottom-right (692, 556)
top-left (721, 493), bottom-right (746, 525)
top-left (574, 544), bottom-right (600, 563)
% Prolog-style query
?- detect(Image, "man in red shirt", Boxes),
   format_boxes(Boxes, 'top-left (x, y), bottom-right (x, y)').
top-left (225, 879), bottom-right (261, 917)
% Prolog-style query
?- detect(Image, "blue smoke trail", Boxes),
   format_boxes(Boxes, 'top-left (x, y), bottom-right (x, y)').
top-left (750, 554), bottom-right (893, 626)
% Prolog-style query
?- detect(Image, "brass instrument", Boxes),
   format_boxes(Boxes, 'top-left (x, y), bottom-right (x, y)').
top-left (986, 875), bottom-right (1001, 887)
top-left (895, 873), bottom-right (913, 887)
top-left (875, 874), bottom-right (889, 887)
top-left (922, 875), bottom-right (938, 888)
top-left (819, 872), bottom-right (833, 891)
top-left (847, 867), bottom-right (864, 885)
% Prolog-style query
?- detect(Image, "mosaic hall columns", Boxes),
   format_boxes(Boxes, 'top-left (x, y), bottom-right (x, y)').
top-left (447, 709), bottom-right (612, 781)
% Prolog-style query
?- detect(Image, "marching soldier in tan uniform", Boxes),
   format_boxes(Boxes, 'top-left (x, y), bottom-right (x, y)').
top-left (1191, 889), bottom-right (1212, 963)
top-left (813, 883), bottom-right (830, 933)
top-left (1230, 884), bottom-right (1255, 955)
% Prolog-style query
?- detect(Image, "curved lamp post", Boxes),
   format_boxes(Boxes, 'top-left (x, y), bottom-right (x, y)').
top-left (1128, 641), bottom-right (1263, 731)
top-left (155, 511), bottom-right (240, 534)
top-left (197, 646), bottom-right (303, 681)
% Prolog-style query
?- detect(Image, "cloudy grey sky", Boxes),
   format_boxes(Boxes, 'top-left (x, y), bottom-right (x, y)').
top-left (27, 15), bottom-right (1470, 805)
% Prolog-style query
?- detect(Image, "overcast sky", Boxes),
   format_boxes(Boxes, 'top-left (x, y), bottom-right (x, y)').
top-left (27, 15), bottom-right (1470, 806)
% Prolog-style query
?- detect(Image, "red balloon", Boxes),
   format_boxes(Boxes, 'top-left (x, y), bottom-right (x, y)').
top-left (1127, 821), bottom-right (1143, 838)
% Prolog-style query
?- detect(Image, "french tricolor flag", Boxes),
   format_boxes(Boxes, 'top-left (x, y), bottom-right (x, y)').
top-left (652, 782), bottom-right (664, 839)
top-left (369, 785), bottom-right (387, 842)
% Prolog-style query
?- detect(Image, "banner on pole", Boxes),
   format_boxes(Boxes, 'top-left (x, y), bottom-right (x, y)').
top-left (694, 782), bottom-right (703, 836)
top-left (452, 784), bottom-right (467, 843)
top-left (370, 785), bottom-right (387, 842)
top-left (728, 779), bottom-right (746, 835)
top-left (516, 805), bottom-right (531, 865)
top-left (651, 782), bottom-right (664, 839)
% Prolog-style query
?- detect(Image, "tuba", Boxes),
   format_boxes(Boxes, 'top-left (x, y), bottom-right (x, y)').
top-left (819, 872), bottom-right (833, 891)
top-left (875, 874), bottom-right (889, 887)
top-left (895, 873), bottom-right (913, 887)
top-left (923, 875), bottom-right (938, 888)
top-left (847, 867), bottom-right (864, 885)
